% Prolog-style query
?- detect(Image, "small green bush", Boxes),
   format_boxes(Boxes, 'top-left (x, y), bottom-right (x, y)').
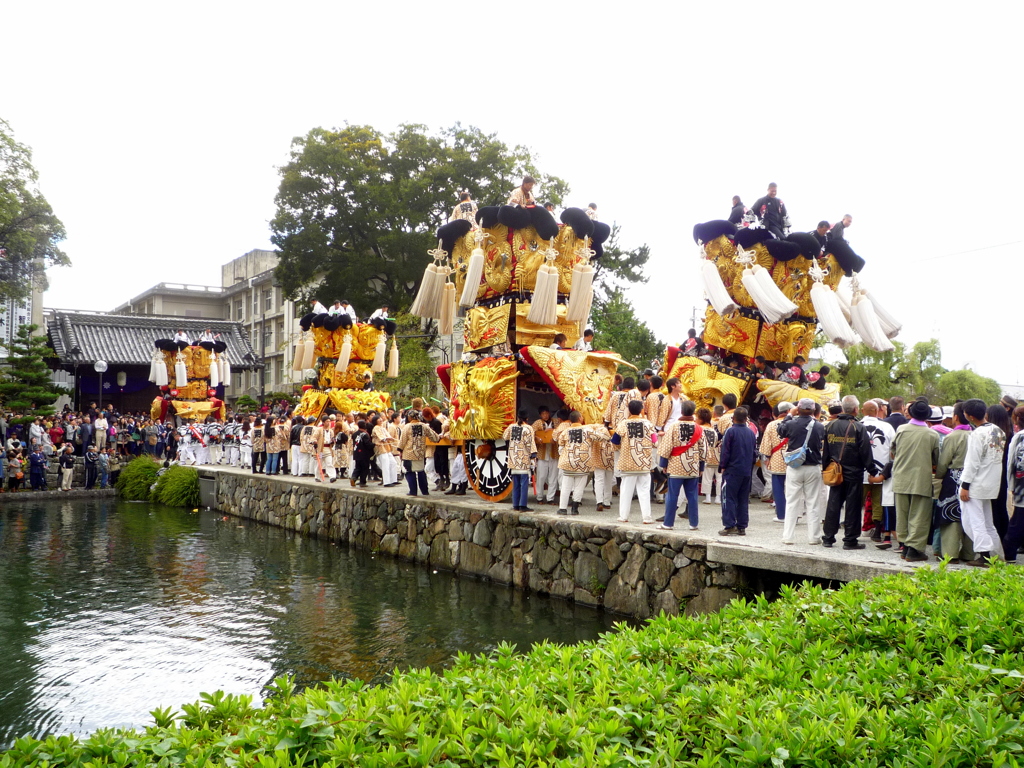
top-left (5, 565), bottom-right (1024, 766)
top-left (152, 465), bottom-right (201, 508)
top-left (114, 455), bottom-right (160, 501)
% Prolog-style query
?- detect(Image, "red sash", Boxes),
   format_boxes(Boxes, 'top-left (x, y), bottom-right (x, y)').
top-left (670, 424), bottom-right (703, 456)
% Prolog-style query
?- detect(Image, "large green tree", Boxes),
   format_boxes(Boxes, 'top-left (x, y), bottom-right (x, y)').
top-left (271, 123), bottom-right (567, 314)
top-left (0, 324), bottom-right (61, 424)
top-left (387, 312), bottom-right (441, 406)
top-left (591, 224), bottom-right (650, 302)
top-left (0, 119), bottom-right (68, 302)
top-left (830, 338), bottom-right (1001, 405)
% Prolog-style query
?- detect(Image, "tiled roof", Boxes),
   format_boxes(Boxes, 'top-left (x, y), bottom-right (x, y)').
top-left (47, 311), bottom-right (259, 368)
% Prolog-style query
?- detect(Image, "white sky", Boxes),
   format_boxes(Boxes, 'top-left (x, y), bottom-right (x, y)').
top-left (6, 2), bottom-right (1022, 384)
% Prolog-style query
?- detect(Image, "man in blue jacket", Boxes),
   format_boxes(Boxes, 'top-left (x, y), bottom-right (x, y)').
top-left (29, 445), bottom-right (49, 491)
top-left (719, 407), bottom-right (757, 535)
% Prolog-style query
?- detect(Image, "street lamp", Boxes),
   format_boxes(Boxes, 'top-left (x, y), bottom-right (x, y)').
top-left (94, 360), bottom-right (108, 412)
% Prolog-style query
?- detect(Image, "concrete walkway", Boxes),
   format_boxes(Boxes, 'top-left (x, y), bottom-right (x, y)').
top-left (201, 466), bottom-right (973, 583)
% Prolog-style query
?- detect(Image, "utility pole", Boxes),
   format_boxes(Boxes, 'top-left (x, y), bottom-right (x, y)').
top-left (689, 306), bottom-right (699, 330)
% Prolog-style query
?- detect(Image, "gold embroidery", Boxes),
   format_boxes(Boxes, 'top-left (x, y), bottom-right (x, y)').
top-left (464, 303), bottom-right (511, 351)
top-left (448, 357), bottom-right (519, 440)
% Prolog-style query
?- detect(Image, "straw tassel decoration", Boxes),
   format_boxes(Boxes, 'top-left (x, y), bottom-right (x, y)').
top-left (299, 332), bottom-right (316, 372)
top-left (527, 244), bottom-right (560, 326)
top-left (736, 246), bottom-right (797, 325)
top-left (148, 349), bottom-right (159, 383)
top-left (460, 229), bottom-right (488, 308)
top-left (439, 279), bottom-right (456, 336)
top-left (851, 291), bottom-right (895, 352)
top-left (371, 335), bottom-right (387, 373)
top-left (209, 353), bottom-right (220, 388)
top-left (566, 239), bottom-right (596, 322)
top-left (337, 333), bottom-right (353, 373)
top-left (866, 290), bottom-right (902, 339)
top-left (411, 242), bottom-right (449, 319)
top-left (174, 353), bottom-right (188, 388)
top-left (699, 243), bottom-right (738, 316)
top-left (387, 337), bottom-right (400, 378)
top-left (835, 278), bottom-right (854, 324)
top-left (220, 356), bottom-right (231, 388)
top-left (808, 263), bottom-right (857, 347)
top-left (154, 356), bottom-right (169, 387)
top-left (291, 333), bottom-right (305, 372)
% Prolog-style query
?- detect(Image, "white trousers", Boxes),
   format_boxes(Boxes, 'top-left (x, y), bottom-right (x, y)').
top-left (425, 457), bottom-right (438, 484)
top-left (240, 446), bottom-right (252, 468)
top-left (782, 464), bottom-right (824, 543)
top-left (318, 451), bottom-right (335, 479)
top-left (536, 458), bottom-right (558, 500)
top-left (961, 496), bottom-right (1005, 558)
top-left (702, 464), bottom-right (721, 500)
top-left (61, 467), bottom-right (74, 490)
top-left (291, 446), bottom-right (303, 475)
top-left (377, 452), bottom-right (398, 485)
top-left (593, 468), bottom-right (615, 505)
top-left (178, 444), bottom-right (195, 465)
top-left (559, 473), bottom-right (589, 510)
top-left (227, 445), bottom-right (240, 466)
top-left (619, 473), bottom-right (653, 523)
top-left (195, 446), bottom-right (210, 465)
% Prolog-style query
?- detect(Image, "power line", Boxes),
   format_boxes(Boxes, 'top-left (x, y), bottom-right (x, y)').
top-left (915, 240), bottom-right (1023, 262)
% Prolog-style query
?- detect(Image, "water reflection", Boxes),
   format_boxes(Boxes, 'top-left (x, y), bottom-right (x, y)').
top-left (0, 498), bottom-right (626, 746)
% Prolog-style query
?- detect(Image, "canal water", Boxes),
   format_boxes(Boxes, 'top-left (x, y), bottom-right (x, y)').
top-left (0, 498), bottom-right (626, 747)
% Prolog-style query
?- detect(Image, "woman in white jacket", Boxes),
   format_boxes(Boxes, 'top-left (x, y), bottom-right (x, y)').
top-left (959, 399), bottom-right (1007, 563)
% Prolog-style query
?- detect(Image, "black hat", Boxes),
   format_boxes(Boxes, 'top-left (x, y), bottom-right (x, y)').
top-left (908, 400), bottom-right (931, 421)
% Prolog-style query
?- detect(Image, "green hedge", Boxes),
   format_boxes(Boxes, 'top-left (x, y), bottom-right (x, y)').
top-left (152, 465), bottom-right (201, 508)
top-left (4, 565), bottom-right (1024, 766)
top-left (114, 456), bottom-right (160, 501)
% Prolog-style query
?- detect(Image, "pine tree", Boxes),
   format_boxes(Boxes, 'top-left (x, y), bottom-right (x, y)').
top-left (0, 324), bottom-right (59, 425)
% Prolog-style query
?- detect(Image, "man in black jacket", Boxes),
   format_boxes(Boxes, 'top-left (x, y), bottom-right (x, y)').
top-left (821, 395), bottom-right (873, 548)
top-left (750, 183), bottom-right (788, 239)
top-left (289, 419), bottom-right (304, 476)
top-left (728, 196), bottom-right (748, 225)
top-left (778, 399), bottom-right (826, 545)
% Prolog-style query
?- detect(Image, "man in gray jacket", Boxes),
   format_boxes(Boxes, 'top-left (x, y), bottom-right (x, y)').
top-left (891, 400), bottom-right (940, 562)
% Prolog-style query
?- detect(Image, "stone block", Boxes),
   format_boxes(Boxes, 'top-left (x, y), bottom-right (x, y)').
top-left (620, 543), bottom-right (648, 587)
top-left (574, 588), bottom-right (600, 607)
top-left (574, 552), bottom-right (611, 590)
top-left (486, 561), bottom-right (511, 584)
top-left (512, 548), bottom-right (528, 588)
top-left (683, 543), bottom-right (707, 561)
top-left (447, 520), bottom-right (464, 541)
top-left (601, 539), bottom-right (625, 571)
top-left (643, 553), bottom-right (674, 592)
top-left (673, 554), bottom-right (692, 569)
top-left (669, 566), bottom-right (702, 599)
top-left (429, 533), bottom-right (450, 568)
top-left (684, 586), bottom-right (739, 616)
top-left (602, 574), bottom-right (635, 615)
top-left (415, 540), bottom-right (431, 563)
top-left (712, 564), bottom-right (744, 589)
top-left (449, 541), bottom-right (460, 567)
top-left (634, 581), bottom-right (650, 619)
top-left (379, 533), bottom-right (400, 556)
top-left (550, 578), bottom-right (575, 598)
top-left (533, 543), bottom-right (561, 574)
top-left (460, 542), bottom-right (492, 576)
top-left (529, 570), bottom-right (553, 594)
top-left (652, 589), bottom-right (680, 617)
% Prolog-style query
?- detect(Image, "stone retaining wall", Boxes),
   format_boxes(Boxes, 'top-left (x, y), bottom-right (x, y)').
top-left (214, 473), bottom-right (747, 619)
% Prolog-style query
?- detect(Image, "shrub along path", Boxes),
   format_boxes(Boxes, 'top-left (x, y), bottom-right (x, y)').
top-left (4, 564), bottom-right (1024, 766)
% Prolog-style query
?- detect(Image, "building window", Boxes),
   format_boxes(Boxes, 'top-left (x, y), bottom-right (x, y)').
top-left (277, 358), bottom-right (284, 384)
top-left (263, 327), bottom-right (272, 350)
top-left (235, 300), bottom-right (243, 320)
top-left (252, 294), bottom-right (259, 316)
top-left (262, 288), bottom-right (273, 314)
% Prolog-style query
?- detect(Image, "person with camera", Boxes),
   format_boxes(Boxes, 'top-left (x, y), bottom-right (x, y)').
top-left (820, 395), bottom-right (873, 549)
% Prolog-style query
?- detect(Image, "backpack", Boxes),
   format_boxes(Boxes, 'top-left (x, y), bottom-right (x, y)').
top-left (783, 421), bottom-right (814, 468)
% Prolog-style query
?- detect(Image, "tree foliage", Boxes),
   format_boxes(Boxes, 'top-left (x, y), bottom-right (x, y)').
top-left (271, 123), bottom-right (567, 314)
top-left (591, 288), bottom-right (663, 373)
top-left (936, 368), bottom-right (1002, 404)
top-left (591, 224), bottom-right (650, 302)
top-left (387, 312), bottom-right (441, 406)
top-left (831, 338), bottom-right (1001, 404)
top-left (0, 118), bottom-right (69, 301)
top-left (0, 324), bottom-right (60, 424)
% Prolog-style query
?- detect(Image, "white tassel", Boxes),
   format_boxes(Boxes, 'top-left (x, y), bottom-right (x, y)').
top-left (337, 333), bottom-right (353, 373)
top-left (867, 291), bottom-right (902, 339)
top-left (701, 257), bottom-right (738, 317)
top-left (740, 264), bottom-right (798, 325)
top-left (175, 355), bottom-right (188, 388)
top-left (836, 278), bottom-right (854, 324)
top-left (209, 353), bottom-right (220, 388)
top-left (439, 281), bottom-right (456, 336)
top-left (851, 292), bottom-right (895, 352)
top-left (387, 338), bottom-right (400, 378)
top-left (810, 282), bottom-right (857, 348)
top-left (527, 261), bottom-right (560, 326)
top-left (371, 337), bottom-right (387, 372)
top-left (411, 262), bottom-right (441, 318)
top-left (220, 358), bottom-right (231, 387)
top-left (565, 261), bottom-right (595, 322)
top-left (155, 357), bottom-right (169, 387)
top-left (291, 333), bottom-right (305, 372)
top-left (459, 246), bottom-right (485, 307)
top-left (148, 350), bottom-right (159, 383)
top-left (300, 333), bottom-right (316, 372)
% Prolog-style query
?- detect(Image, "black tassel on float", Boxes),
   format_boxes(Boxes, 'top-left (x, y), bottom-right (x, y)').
top-left (323, 315), bottom-right (342, 332)
top-left (384, 319), bottom-right (397, 336)
top-left (213, 340), bottom-right (228, 353)
top-left (529, 206), bottom-right (560, 240)
top-left (476, 206), bottom-right (500, 229)
top-left (299, 313), bottom-right (315, 331)
top-left (692, 220), bottom-right (738, 245)
top-left (734, 227), bottom-right (773, 248)
top-left (437, 219), bottom-right (473, 256)
top-left (825, 239), bottom-right (866, 276)
top-left (785, 232), bottom-right (823, 259)
top-left (498, 205), bottom-right (531, 230)
top-left (560, 208), bottom-right (594, 240)
top-left (764, 240), bottom-right (802, 262)
top-left (591, 220), bottom-right (611, 245)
